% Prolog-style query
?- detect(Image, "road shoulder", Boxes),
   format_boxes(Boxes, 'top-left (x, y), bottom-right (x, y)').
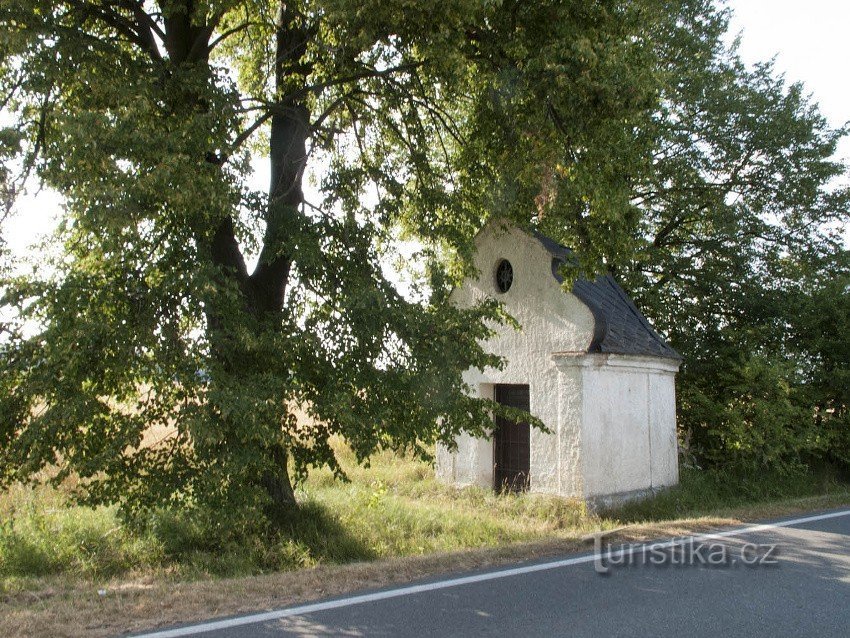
top-left (4, 493), bottom-right (850, 638)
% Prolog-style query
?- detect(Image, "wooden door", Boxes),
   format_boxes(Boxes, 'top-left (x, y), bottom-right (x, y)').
top-left (493, 384), bottom-right (530, 492)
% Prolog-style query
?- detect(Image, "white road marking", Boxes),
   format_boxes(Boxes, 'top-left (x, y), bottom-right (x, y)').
top-left (134, 508), bottom-right (850, 637)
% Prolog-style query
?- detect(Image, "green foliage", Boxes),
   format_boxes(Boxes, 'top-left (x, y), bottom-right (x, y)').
top-left (681, 355), bottom-right (813, 473)
top-left (4, 0), bottom-right (638, 525)
top-left (0, 0), bottom-right (847, 530)
top-left (618, 1), bottom-right (850, 473)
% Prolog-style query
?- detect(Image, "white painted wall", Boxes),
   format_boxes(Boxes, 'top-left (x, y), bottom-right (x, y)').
top-left (552, 354), bottom-right (680, 501)
top-left (436, 221), bottom-right (680, 503)
top-left (437, 222), bottom-right (596, 494)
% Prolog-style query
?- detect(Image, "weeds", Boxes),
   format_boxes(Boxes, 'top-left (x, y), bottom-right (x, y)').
top-left (2, 447), bottom-right (849, 590)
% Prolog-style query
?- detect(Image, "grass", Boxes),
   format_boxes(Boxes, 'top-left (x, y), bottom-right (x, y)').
top-left (2, 445), bottom-right (850, 636)
top-left (607, 462), bottom-right (850, 522)
top-left (0, 446), bottom-right (606, 587)
top-left (2, 446), bottom-right (849, 587)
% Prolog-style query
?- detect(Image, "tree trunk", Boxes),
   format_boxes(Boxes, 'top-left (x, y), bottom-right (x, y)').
top-left (260, 441), bottom-right (297, 520)
top-left (247, 3), bottom-right (312, 517)
top-left (178, 1), bottom-right (310, 520)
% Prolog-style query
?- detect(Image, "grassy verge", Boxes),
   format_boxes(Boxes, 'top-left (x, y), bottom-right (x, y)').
top-left (2, 446), bottom-right (850, 637)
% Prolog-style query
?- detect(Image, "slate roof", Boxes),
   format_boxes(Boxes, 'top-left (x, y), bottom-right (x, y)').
top-left (532, 231), bottom-right (681, 360)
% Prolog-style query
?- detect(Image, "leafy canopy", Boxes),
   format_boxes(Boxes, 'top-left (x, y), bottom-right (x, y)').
top-left (3, 0), bottom-right (846, 529)
top-left (0, 0), bottom-right (673, 525)
top-left (621, 1), bottom-right (850, 473)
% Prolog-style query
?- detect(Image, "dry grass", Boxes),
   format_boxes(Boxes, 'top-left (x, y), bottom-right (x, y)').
top-left (3, 443), bottom-right (850, 637)
top-left (0, 519), bottom-right (735, 637)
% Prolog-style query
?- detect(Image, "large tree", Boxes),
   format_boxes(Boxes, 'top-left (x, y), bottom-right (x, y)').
top-left (0, 0), bottom-right (669, 525)
top-left (620, 1), bottom-right (850, 472)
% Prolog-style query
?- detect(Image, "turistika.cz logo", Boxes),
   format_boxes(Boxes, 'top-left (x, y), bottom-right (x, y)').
top-left (587, 532), bottom-right (780, 574)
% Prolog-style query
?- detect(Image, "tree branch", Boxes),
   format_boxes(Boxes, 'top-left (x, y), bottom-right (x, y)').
top-left (208, 21), bottom-right (259, 52)
top-left (67, 0), bottom-right (163, 62)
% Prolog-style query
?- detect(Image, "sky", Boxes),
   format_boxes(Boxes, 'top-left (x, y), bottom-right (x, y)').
top-left (726, 0), bottom-right (850, 160)
top-left (4, 0), bottom-right (850, 259)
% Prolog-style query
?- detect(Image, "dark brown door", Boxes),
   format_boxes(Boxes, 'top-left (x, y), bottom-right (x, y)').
top-left (493, 384), bottom-right (530, 492)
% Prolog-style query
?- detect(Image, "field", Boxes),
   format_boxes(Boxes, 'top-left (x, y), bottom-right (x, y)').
top-left (3, 444), bottom-right (850, 636)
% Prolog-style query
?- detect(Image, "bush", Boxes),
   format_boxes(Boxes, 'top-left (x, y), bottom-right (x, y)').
top-left (681, 354), bottom-right (824, 474)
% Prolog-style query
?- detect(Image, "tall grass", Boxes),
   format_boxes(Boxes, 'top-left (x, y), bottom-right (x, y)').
top-left (2, 445), bottom-right (849, 590)
top-left (608, 463), bottom-right (850, 522)
top-left (0, 484), bottom-right (159, 581)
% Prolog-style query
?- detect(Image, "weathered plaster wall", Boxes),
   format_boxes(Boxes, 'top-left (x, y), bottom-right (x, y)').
top-left (648, 370), bottom-right (679, 489)
top-left (436, 222), bottom-right (595, 495)
top-left (436, 221), bottom-right (680, 502)
top-left (553, 354), bottom-right (679, 500)
top-left (554, 363), bottom-right (584, 498)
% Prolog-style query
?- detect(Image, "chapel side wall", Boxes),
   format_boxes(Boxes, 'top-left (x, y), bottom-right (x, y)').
top-left (579, 357), bottom-right (652, 499)
top-left (648, 372), bottom-right (679, 488)
top-left (576, 355), bottom-right (680, 500)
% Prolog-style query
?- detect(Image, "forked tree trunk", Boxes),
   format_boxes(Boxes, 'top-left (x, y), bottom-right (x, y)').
top-left (166, 1), bottom-right (309, 520)
top-left (249, 4), bottom-right (311, 517)
top-left (174, 2), bottom-right (311, 520)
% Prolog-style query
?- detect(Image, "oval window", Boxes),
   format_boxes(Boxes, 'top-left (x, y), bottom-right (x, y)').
top-left (495, 259), bottom-right (513, 293)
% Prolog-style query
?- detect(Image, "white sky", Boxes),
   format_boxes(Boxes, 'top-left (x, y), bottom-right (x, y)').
top-left (726, 0), bottom-right (850, 162)
top-left (3, 0), bottom-right (850, 259)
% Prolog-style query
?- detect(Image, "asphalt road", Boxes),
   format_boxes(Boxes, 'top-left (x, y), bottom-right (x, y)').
top-left (138, 508), bottom-right (850, 638)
